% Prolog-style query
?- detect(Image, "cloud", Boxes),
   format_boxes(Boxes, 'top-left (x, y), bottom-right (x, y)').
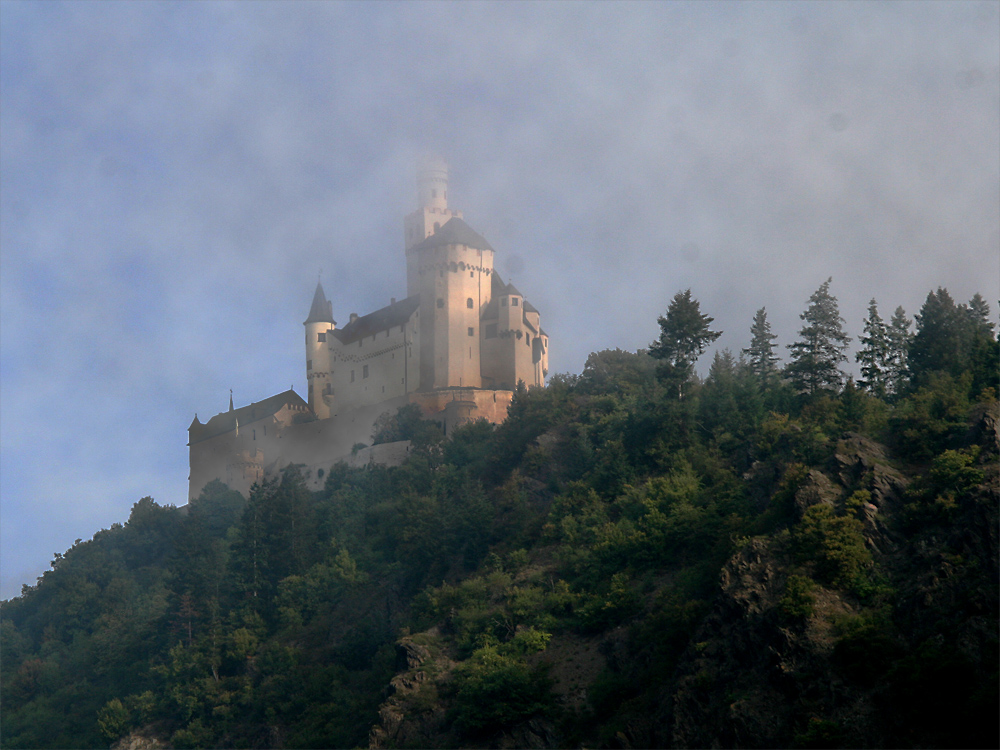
top-left (2, 0), bottom-right (998, 598)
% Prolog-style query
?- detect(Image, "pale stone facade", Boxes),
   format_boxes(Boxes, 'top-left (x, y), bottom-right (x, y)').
top-left (188, 159), bottom-right (548, 500)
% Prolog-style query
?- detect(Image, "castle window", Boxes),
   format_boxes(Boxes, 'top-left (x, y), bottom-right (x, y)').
top-left (527, 334), bottom-right (531, 345)
top-left (433, 221), bottom-right (440, 231)
top-left (437, 298), bottom-right (444, 308)
top-left (485, 324), bottom-right (497, 339)
top-left (253, 429), bottom-right (256, 440)
top-left (470, 271), bottom-right (474, 277)
top-left (468, 327), bottom-right (474, 336)
top-left (317, 332), bottom-right (326, 342)
top-left (466, 297), bottom-right (473, 308)
top-left (511, 297), bottom-right (520, 306)
top-left (307, 360), bottom-right (312, 370)
top-left (363, 365), bottom-right (369, 378)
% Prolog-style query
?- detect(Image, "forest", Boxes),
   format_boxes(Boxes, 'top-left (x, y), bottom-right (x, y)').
top-left (1, 281), bottom-right (997, 749)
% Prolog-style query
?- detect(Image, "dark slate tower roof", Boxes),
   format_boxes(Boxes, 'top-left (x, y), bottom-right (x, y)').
top-left (410, 217), bottom-right (494, 252)
top-left (304, 281), bottom-right (336, 325)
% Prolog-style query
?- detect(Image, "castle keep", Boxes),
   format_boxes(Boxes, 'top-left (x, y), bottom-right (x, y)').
top-left (188, 160), bottom-right (549, 500)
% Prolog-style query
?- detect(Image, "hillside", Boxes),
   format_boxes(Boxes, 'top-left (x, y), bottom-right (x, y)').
top-left (2, 289), bottom-right (998, 749)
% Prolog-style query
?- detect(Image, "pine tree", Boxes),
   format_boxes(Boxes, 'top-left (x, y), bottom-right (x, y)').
top-left (649, 289), bottom-right (722, 398)
top-left (967, 292), bottom-right (994, 334)
top-left (856, 299), bottom-right (891, 398)
top-left (785, 278), bottom-right (851, 394)
top-left (743, 307), bottom-right (779, 378)
top-left (909, 288), bottom-right (962, 386)
top-left (886, 306), bottom-right (912, 397)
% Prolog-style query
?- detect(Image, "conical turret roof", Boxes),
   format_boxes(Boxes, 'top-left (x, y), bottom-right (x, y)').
top-left (304, 281), bottom-right (336, 325)
top-left (410, 217), bottom-right (494, 252)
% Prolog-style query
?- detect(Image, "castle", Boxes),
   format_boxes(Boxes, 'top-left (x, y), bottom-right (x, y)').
top-left (188, 159), bottom-right (549, 500)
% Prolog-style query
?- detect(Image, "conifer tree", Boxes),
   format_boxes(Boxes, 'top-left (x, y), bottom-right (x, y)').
top-left (785, 278), bottom-right (851, 394)
top-left (649, 289), bottom-right (722, 398)
top-left (856, 299), bottom-right (890, 398)
top-left (909, 288), bottom-right (961, 386)
top-left (886, 306), bottom-right (912, 397)
top-left (743, 307), bottom-right (779, 378)
top-left (966, 293), bottom-right (995, 336)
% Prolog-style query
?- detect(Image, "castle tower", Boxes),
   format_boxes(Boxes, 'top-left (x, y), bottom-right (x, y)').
top-left (304, 280), bottom-right (336, 418)
top-left (404, 157), bottom-right (463, 294)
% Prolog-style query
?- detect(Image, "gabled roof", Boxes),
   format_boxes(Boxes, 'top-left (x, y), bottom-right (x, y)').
top-left (188, 389), bottom-right (310, 445)
top-left (331, 295), bottom-right (420, 345)
top-left (410, 217), bottom-right (494, 252)
top-left (304, 281), bottom-right (336, 325)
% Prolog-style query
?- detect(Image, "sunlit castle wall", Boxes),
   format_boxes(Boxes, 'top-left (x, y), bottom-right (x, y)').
top-left (324, 306), bottom-right (421, 411)
top-left (412, 237), bottom-right (495, 390)
top-left (481, 285), bottom-right (545, 390)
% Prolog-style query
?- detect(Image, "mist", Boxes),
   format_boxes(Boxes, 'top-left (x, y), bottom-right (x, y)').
top-left (2, 0), bottom-right (998, 598)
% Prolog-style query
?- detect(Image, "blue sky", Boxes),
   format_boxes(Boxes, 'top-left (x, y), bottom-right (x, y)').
top-left (2, 0), bottom-right (998, 599)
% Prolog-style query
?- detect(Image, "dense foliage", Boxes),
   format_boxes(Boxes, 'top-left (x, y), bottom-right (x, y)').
top-left (2, 285), bottom-right (997, 749)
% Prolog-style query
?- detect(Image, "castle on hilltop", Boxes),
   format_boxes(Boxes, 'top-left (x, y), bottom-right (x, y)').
top-left (188, 159), bottom-right (549, 500)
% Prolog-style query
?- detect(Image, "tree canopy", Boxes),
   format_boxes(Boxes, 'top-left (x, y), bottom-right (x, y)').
top-left (649, 289), bottom-right (722, 397)
top-left (785, 278), bottom-right (851, 395)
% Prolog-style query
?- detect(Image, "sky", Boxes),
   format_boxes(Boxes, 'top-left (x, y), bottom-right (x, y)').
top-left (1, 0), bottom-right (998, 599)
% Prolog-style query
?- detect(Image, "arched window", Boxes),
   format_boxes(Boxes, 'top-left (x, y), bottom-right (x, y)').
top-left (466, 298), bottom-right (474, 309)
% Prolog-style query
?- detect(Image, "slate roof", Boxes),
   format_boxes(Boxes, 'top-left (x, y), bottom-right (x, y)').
top-left (189, 389), bottom-right (310, 445)
top-left (331, 295), bottom-right (420, 345)
top-left (410, 217), bottom-right (494, 252)
top-left (304, 281), bottom-right (336, 325)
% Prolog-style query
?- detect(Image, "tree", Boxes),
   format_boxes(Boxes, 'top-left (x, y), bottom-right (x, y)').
top-left (743, 307), bottom-right (779, 378)
top-left (785, 278), bottom-right (851, 395)
top-left (856, 299), bottom-right (891, 398)
top-left (908, 288), bottom-right (962, 386)
top-left (907, 289), bottom-right (998, 397)
top-left (886, 306), bottom-right (912, 398)
top-left (649, 289), bottom-right (722, 398)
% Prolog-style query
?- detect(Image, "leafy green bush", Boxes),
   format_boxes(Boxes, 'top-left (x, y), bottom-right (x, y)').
top-left (792, 505), bottom-right (871, 590)
top-left (780, 575), bottom-right (817, 621)
top-left (450, 640), bottom-right (554, 736)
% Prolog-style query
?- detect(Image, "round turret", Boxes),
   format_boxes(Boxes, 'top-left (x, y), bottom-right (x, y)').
top-left (417, 156), bottom-right (448, 210)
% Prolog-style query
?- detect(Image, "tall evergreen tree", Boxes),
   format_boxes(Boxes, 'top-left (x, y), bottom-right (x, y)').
top-left (908, 288), bottom-right (962, 386)
top-left (967, 292), bottom-right (994, 335)
top-left (856, 299), bottom-right (891, 398)
top-left (649, 289), bottom-right (722, 398)
top-left (743, 307), bottom-right (779, 378)
top-left (785, 278), bottom-right (851, 394)
top-left (886, 306), bottom-right (912, 397)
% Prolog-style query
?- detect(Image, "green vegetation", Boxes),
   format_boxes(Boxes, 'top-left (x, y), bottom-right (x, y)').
top-left (2, 285), bottom-right (997, 749)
